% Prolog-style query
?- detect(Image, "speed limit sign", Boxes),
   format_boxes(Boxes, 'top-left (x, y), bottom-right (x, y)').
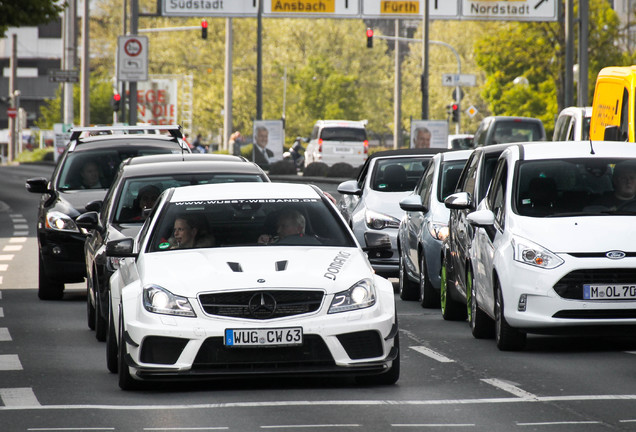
top-left (117, 36), bottom-right (148, 82)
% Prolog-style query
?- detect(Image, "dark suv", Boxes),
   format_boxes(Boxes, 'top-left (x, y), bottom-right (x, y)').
top-left (25, 125), bottom-right (190, 300)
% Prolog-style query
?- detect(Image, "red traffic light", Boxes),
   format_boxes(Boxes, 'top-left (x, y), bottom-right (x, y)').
top-left (113, 93), bottom-right (121, 102)
top-left (451, 103), bottom-right (458, 110)
top-left (111, 93), bottom-right (121, 111)
top-left (366, 28), bottom-right (373, 38)
top-left (366, 28), bottom-right (373, 48)
top-left (201, 19), bottom-right (208, 40)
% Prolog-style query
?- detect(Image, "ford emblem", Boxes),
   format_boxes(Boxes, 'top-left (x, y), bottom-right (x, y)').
top-left (257, 278), bottom-right (266, 283)
top-left (606, 250), bottom-right (626, 259)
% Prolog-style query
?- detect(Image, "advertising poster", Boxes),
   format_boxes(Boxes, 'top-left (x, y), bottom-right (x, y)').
top-left (410, 120), bottom-right (449, 149)
top-left (252, 120), bottom-right (284, 168)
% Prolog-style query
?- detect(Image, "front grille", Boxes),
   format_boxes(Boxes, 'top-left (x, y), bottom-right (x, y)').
top-left (553, 310), bottom-right (636, 319)
top-left (192, 335), bottom-right (335, 370)
top-left (337, 330), bottom-right (384, 360)
top-left (140, 336), bottom-right (189, 365)
top-left (553, 269), bottom-right (636, 300)
top-left (199, 290), bottom-right (324, 319)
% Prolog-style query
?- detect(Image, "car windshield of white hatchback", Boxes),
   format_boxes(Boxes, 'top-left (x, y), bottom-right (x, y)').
top-left (372, 157), bottom-right (429, 192)
top-left (114, 173), bottom-right (266, 223)
top-left (148, 198), bottom-right (356, 251)
top-left (515, 158), bottom-right (636, 217)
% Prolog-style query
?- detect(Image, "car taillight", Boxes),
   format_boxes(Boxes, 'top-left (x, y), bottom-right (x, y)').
top-left (363, 140), bottom-right (369, 154)
top-left (318, 138), bottom-right (323, 152)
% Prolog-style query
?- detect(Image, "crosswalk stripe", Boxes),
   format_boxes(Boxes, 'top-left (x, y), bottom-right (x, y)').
top-left (0, 388), bottom-right (40, 407)
top-left (0, 355), bottom-right (23, 371)
top-left (0, 328), bottom-right (11, 341)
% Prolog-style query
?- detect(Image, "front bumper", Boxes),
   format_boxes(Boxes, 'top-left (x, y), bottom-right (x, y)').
top-left (121, 291), bottom-right (398, 380)
top-left (498, 256), bottom-right (636, 331)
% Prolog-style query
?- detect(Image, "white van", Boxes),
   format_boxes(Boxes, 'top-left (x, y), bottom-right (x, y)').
top-left (553, 106), bottom-right (592, 141)
top-left (304, 120), bottom-right (369, 168)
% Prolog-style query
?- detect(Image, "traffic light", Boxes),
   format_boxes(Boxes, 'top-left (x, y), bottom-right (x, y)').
top-left (451, 103), bottom-right (460, 122)
top-left (201, 19), bottom-right (208, 40)
top-left (366, 28), bottom-right (373, 48)
top-left (111, 93), bottom-right (121, 111)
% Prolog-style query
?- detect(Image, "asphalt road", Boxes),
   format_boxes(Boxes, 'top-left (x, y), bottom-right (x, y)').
top-left (2, 163), bottom-right (636, 431)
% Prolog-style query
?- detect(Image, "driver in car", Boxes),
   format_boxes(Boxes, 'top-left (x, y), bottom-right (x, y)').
top-left (596, 161), bottom-right (636, 210)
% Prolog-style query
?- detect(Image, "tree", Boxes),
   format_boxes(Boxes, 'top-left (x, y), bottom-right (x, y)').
top-left (474, 0), bottom-right (627, 134)
top-left (0, 0), bottom-right (65, 36)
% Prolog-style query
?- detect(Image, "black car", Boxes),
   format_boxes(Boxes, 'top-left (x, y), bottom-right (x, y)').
top-left (440, 143), bottom-right (516, 321)
top-left (75, 154), bottom-right (269, 342)
top-left (25, 125), bottom-right (191, 300)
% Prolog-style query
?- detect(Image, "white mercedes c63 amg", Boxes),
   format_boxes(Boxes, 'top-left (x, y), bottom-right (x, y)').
top-left (106, 182), bottom-right (399, 389)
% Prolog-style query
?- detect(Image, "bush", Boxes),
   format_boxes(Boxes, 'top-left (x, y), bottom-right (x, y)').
top-left (303, 162), bottom-right (329, 177)
top-left (327, 162), bottom-right (356, 178)
top-left (15, 148), bottom-right (54, 163)
top-left (268, 159), bottom-right (297, 175)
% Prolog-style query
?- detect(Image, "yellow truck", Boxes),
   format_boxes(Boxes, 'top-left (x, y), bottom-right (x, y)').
top-left (590, 65), bottom-right (636, 141)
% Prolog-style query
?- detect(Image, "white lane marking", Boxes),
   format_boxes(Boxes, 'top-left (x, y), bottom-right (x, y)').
top-left (410, 346), bottom-right (455, 363)
top-left (13, 231), bottom-right (29, 236)
top-left (13, 225), bottom-right (29, 232)
top-left (261, 426), bottom-right (359, 429)
top-left (481, 378), bottom-right (539, 400)
top-left (0, 255), bottom-right (15, 261)
top-left (392, 424), bottom-right (474, 428)
top-left (9, 237), bottom-right (27, 243)
top-left (28, 429), bottom-right (114, 431)
top-left (0, 264), bottom-right (9, 271)
top-left (3, 245), bottom-right (23, 252)
top-left (517, 421), bottom-right (601, 426)
top-left (0, 354), bottom-right (23, 370)
top-left (620, 419), bottom-right (636, 423)
top-left (0, 388), bottom-right (40, 407)
top-left (1, 394), bottom-right (636, 411)
top-left (144, 428), bottom-right (227, 431)
top-left (0, 307), bottom-right (4, 318)
top-left (0, 276), bottom-right (3, 284)
top-left (0, 328), bottom-right (11, 341)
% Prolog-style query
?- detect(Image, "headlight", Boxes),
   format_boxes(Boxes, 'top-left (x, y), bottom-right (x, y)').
top-left (142, 285), bottom-right (196, 317)
top-left (428, 221), bottom-right (449, 242)
top-left (365, 209), bottom-right (400, 230)
top-left (512, 236), bottom-right (564, 269)
top-left (45, 211), bottom-right (79, 232)
top-left (329, 278), bottom-right (376, 314)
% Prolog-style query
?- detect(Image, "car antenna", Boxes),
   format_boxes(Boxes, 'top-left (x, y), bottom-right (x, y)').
top-left (589, 140), bottom-right (595, 155)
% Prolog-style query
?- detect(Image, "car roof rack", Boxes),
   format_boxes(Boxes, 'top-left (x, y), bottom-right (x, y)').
top-left (69, 124), bottom-right (183, 142)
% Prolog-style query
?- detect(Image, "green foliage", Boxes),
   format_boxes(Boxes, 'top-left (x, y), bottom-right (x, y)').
top-left (0, 0), bottom-right (65, 36)
top-left (15, 147), bottom-right (53, 163)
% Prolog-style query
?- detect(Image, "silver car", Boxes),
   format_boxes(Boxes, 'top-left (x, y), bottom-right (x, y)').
top-left (398, 150), bottom-right (472, 307)
top-left (337, 149), bottom-right (442, 277)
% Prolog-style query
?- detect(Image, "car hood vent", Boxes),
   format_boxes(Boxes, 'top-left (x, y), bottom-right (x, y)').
top-left (275, 260), bottom-right (288, 271)
top-left (227, 262), bottom-right (243, 272)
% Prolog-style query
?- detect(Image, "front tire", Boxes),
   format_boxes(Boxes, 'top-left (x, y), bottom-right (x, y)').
top-left (399, 253), bottom-right (419, 301)
top-left (106, 298), bottom-right (118, 374)
top-left (495, 281), bottom-right (526, 351)
top-left (419, 255), bottom-right (439, 308)
top-left (94, 283), bottom-right (107, 342)
top-left (441, 256), bottom-right (467, 321)
top-left (468, 267), bottom-right (494, 339)
top-left (38, 255), bottom-right (64, 300)
top-left (118, 311), bottom-right (140, 390)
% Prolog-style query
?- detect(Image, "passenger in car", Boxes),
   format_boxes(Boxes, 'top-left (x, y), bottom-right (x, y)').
top-left (257, 209), bottom-right (320, 245)
top-left (79, 160), bottom-right (104, 189)
top-left (132, 185), bottom-right (161, 221)
top-left (593, 161), bottom-right (636, 210)
top-left (169, 214), bottom-right (215, 249)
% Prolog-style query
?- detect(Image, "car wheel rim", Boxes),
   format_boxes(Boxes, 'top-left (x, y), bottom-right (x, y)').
top-left (440, 264), bottom-right (447, 314)
top-left (419, 257), bottom-right (426, 303)
top-left (468, 271), bottom-right (475, 326)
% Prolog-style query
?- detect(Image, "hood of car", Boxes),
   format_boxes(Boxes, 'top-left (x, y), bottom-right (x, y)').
top-left (512, 215), bottom-right (636, 253)
top-left (364, 189), bottom-right (412, 219)
top-left (56, 190), bottom-right (108, 217)
top-left (140, 247), bottom-right (373, 295)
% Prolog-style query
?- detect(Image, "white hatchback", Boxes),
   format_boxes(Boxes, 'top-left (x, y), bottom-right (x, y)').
top-left (106, 182), bottom-right (398, 389)
top-left (467, 141), bottom-right (636, 351)
top-left (304, 120), bottom-right (369, 168)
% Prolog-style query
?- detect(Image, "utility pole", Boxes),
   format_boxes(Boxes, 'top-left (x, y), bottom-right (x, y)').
top-left (80, 0), bottom-right (90, 126)
top-left (129, 0), bottom-right (139, 125)
top-left (394, 19), bottom-right (401, 149)
top-left (421, 0), bottom-right (429, 120)
top-left (256, 0), bottom-right (263, 121)
top-left (578, 0), bottom-right (589, 106)
top-left (564, 0), bottom-right (574, 108)
top-left (8, 34), bottom-right (17, 162)
top-left (223, 18), bottom-right (233, 151)
top-left (63, 0), bottom-right (77, 126)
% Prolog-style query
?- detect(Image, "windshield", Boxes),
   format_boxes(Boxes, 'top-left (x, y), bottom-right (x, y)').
top-left (515, 158), bottom-right (636, 217)
top-left (320, 127), bottom-right (367, 142)
top-left (492, 121), bottom-right (543, 144)
top-left (115, 173), bottom-right (266, 223)
top-left (57, 147), bottom-right (181, 190)
top-left (148, 198), bottom-right (356, 251)
top-left (371, 157), bottom-right (430, 192)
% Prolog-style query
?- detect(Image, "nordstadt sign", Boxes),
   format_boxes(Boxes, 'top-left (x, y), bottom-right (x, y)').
top-left (160, 0), bottom-right (558, 21)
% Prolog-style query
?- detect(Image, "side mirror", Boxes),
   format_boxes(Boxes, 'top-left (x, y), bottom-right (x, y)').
top-left (603, 125), bottom-right (621, 141)
top-left (106, 238), bottom-right (137, 258)
top-left (466, 209), bottom-right (495, 227)
top-left (76, 211), bottom-right (99, 230)
top-left (337, 180), bottom-right (362, 196)
top-left (25, 177), bottom-right (50, 194)
top-left (85, 200), bottom-right (103, 212)
top-left (399, 194), bottom-right (427, 213)
top-left (444, 192), bottom-right (473, 210)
